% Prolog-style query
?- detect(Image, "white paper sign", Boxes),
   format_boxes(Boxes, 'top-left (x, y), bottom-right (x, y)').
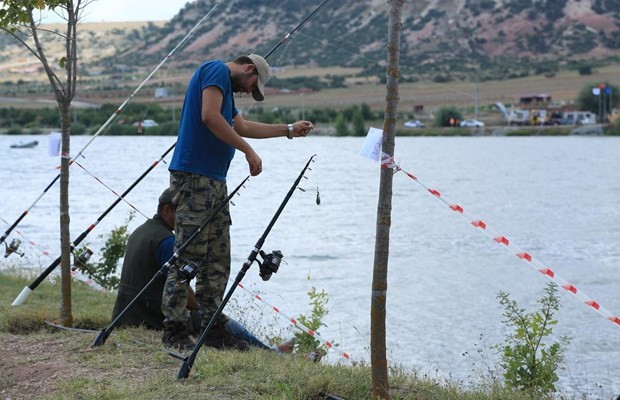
top-left (359, 127), bottom-right (383, 161)
top-left (48, 131), bottom-right (61, 156)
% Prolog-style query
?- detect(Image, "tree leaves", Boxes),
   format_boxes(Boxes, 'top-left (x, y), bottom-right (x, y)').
top-left (0, 0), bottom-right (67, 28)
top-left (495, 283), bottom-right (571, 394)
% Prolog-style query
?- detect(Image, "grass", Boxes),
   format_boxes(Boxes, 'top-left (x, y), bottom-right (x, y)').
top-left (0, 271), bottom-right (566, 399)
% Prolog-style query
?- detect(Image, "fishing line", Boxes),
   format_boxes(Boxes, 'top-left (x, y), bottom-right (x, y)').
top-left (72, 160), bottom-right (150, 220)
top-left (176, 155), bottom-right (317, 379)
top-left (11, 143), bottom-right (177, 306)
top-left (91, 175), bottom-right (251, 347)
top-left (0, 216), bottom-right (106, 291)
top-left (0, 1), bottom-right (223, 247)
top-left (0, 216), bottom-right (47, 257)
top-left (10, 0), bottom-right (332, 302)
top-left (381, 153), bottom-right (620, 329)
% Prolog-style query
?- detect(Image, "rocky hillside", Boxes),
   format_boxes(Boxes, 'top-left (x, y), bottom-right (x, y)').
top-left (118, 0), bottom-right (620, 79)
top-left (0, 0), bottom-right (618, 83)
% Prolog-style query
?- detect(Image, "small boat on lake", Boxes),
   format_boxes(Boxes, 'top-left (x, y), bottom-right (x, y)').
top-left (10, 140), bottom-right (39, 149)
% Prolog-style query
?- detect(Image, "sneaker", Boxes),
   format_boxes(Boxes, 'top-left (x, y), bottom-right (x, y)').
top-left (202, 324), bottom-right (249, 351)
top-left (162, 323), bottom-right (195, 351)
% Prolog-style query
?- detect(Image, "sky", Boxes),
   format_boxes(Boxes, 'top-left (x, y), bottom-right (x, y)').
top-left (40, 0), bottom-right (189, 23)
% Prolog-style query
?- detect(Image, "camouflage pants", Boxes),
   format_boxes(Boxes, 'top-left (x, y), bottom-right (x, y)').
top-left (161, 171), bottom-right (231, 328)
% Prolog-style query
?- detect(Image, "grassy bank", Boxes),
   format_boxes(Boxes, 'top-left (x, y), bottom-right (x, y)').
top-left (0, 272), bottom-right (553, 399)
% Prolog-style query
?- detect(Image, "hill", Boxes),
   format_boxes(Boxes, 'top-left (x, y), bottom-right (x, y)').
top-left (117, 0), bottom-right (620, 81)
top-left (1, 0), bottom-right (619, 83)
top-left (0, 1), bottom-right (618, 116)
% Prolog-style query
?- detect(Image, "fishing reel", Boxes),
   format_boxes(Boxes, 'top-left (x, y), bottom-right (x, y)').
top-left (72, 248), bottom-right (93, 270)
top-left (73, 247), bottom-right (93, 267)
top-left (258, 250), bottom-right (283, 281)
top-left (177, 260), bottom-right (200, 284)
top-left (4, 238), bottom-right (24, 258)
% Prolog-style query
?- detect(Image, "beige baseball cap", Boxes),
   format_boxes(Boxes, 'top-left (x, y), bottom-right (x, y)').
top-left (247, 53), bottom-right (269, 102)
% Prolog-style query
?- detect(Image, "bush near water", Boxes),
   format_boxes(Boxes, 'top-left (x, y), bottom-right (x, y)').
top-left (1, 100), bottom-right (617, 137)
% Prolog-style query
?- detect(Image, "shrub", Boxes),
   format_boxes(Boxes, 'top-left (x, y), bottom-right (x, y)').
top-left (495, 283), bottom-right (570, 395)
top-left (6, 125), bottom-right (22, 135)
top-left (75, 212), bottom-right (135, 290)
top-left (334, 113), bottom-right (349, 136)
top-left (71, 122), bottom-right (87, 135)
top-left (434, 106), bottom-right (463, 127)
top-left (294, 286), bottom-right (332, 356)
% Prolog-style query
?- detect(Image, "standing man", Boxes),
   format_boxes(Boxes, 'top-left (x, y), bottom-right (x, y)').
top-left (162, 54), bottom-right (313, 350)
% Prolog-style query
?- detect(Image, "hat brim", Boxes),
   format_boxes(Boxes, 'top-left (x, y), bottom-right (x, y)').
top-left (252, 87), bottom-right (264, 102)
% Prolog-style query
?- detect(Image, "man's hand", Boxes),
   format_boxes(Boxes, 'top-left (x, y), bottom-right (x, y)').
top-left (291, 120), bottom-right (314, 138)
top-left (245, 149), bottom-right (263, 176)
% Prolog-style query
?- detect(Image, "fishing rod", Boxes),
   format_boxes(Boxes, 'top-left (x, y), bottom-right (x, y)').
top-left (10, 0), bottom-right (331, 302)
top-left (0, 2), bottom-right (223, 248)
top-left (174, 155), bottom-right (316, 380)
top-left (263, 0), bottom-right (332, 59)
top-left (1, 0), bottom-right (330, 252)
top-left (91, 175), bottom-right (250, 348)
top-left (11, 143), bottom-right (176, 306)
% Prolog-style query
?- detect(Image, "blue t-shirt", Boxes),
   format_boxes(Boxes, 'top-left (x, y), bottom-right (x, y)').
top-left (169, 60), bottom-right (239, 181)
top-left (155, 235), bottom-right (175, 267)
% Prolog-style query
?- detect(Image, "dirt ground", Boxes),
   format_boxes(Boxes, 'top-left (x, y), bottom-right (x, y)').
top-left (0, 333), bottom-right (72, 399)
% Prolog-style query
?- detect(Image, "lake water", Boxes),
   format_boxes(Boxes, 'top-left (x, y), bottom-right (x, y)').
top-left (1, 134), bottom-right (619, 397)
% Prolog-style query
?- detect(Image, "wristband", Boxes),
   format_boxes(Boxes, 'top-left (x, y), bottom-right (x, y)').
top-left (287, 123), bottom-right (294, 139)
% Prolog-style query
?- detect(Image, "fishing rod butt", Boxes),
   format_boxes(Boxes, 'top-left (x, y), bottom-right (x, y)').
top-left (91, 329), bottom-right (111, 348)
top-left (177, 361), bottom-right (192, 380)
top-left (11, 286), bottom-right (32, 306)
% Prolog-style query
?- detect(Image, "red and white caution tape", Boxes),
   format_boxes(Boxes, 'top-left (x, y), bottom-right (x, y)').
top-left (0, 216), bottom-right (50, 257)
top-left (381, 153), bottom-right (620, 328)
top-left (237, 282), bottom-right (353, 362)
top-left (0, 216), bottom-right (106, 292)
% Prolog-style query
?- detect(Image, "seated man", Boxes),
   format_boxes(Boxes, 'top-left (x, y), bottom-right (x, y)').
top-left (111, 188), bottom-right (293, 352)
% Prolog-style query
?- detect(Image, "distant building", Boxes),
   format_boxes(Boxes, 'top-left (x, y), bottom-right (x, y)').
top-left (519, 94), bottom-right (551, 106)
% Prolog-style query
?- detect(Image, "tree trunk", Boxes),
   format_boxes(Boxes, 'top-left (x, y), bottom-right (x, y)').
top-left (371, 1), bottom-right (403, 399)
top-left (59, 101), bottom-right (72, 327)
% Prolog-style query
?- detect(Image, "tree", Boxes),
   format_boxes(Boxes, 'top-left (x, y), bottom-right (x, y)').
top-left (434, 105), bottom-right (463, 127)
top-left (371, 1), bottom-right (404, 398)
top-left (334, 112), bottom-right (349, 136)
top-left (351, 107), bottom-right (366, 136)
top-left (576, 82), bottom-right (618, 116)
top-left (0, 0), bottom-right (85, 326)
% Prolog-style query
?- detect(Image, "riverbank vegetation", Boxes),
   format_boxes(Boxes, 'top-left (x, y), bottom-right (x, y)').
top-left (0, 271), bottom-right (575, 399)
top-left (0, 101), bottom-right (617, 138)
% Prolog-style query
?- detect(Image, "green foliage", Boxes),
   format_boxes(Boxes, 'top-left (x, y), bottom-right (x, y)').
top-left (495, 283), bottom-right (570, 394)
top-left (334, 113), bottom-right (349, 136)
top-left (434, 106), bottom-right (463, 127)
top-left (5, 125), bottom-right (22, 135)
top-left (75, 212), bottom-right (135, 290)
top-left (578, 66), bottom-right (592, 75)
top-left (294, 286), bottom-right (330, 355)
top-left (70, 122), bottom-right (86, 135)
top-left (576, 82), bottom-right (618, 113)
top-left (351, 107), bottom-right (366, 136)
top-left (604, 123), bottom-right (620, 136)
top-left (0, 0), bottom-right (66, 27)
